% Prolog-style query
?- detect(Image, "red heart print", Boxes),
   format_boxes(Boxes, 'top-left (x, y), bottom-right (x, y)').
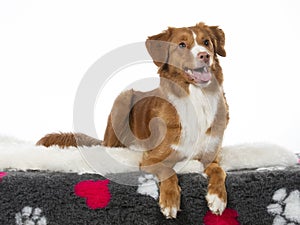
top-left (204, 208), bottom-right (240, 225)
top-left (0, 172), bottom-right (7, 182)
top-left (74, 179), bottom-right (111, 209)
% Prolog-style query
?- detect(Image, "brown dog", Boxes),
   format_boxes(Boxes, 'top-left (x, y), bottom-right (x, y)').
top-left (37, 22), bottom-right (229, 219)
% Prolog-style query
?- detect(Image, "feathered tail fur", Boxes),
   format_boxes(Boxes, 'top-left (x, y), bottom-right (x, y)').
top-left (36, 132), bottom-right (102, 148)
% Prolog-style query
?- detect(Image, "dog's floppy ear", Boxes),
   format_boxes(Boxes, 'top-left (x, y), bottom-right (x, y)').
top-left (146, 28), bottom-right (173, 67)
top-left (206, 25), bottom-right (226, 57)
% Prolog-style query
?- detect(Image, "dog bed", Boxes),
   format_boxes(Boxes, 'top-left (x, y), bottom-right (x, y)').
top-left (0, 135), bottom-right (299, 225)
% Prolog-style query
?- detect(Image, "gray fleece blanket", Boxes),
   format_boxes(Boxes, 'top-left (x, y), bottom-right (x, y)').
top-left (0, 166), bottom-right (300, 225)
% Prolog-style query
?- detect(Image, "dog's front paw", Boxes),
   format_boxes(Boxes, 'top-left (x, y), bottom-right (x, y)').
top-left (206, 193), bottom-right (227, 215)
top-left (160, 204), bottom-right (180, 219)
top-left (159, 180), bottom-right (181, 219)
top-left (204, 163), bottom-right (227, 215)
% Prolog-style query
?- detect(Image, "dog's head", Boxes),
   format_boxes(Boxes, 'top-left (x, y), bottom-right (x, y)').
top-left (146, 22), bottom-right (226, 87)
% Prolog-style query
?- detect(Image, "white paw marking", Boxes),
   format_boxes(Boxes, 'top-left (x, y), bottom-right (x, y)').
top-left (137, 173), bottom-right (159, 200)
top-left (15, 206), bottom-right (47, 225)
top-left (267, 188), bottom-right (300, 224)
top-left (201, 173), bottom-right (208, 179)
top-left (206, 193), bottom-right (226, 215)
top-left (161, 205), bottom-right (178, 219)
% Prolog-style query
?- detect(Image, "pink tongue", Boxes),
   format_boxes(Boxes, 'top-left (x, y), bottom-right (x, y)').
top-left (192, 71), bottom-right (211, 82)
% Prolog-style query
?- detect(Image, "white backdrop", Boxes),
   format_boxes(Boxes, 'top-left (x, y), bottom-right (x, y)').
top-left (0, 0), bottom-right (300, 152)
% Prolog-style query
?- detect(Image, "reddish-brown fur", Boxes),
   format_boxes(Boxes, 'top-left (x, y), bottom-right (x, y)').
top-left (36, 132), bottom-right (102, 148)
top-left (37, 22), bottom-right (229, 218)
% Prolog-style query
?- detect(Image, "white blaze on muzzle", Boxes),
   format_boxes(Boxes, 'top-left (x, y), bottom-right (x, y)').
top-left (183, 32), bottom-right (213, 85)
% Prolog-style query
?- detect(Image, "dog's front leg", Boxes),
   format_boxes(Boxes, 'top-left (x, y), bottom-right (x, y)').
top-left (204, 160), bottom-right (227, 215)
top-left (140, 159), bottom-right (181, 219)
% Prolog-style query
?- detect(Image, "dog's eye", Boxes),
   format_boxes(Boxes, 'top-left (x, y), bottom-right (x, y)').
top-left (204, 40), bottom-right (209, 46)
top-left (178, 42), bottom-right (186, 48)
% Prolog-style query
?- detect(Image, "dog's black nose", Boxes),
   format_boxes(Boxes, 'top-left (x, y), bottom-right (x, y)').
top-left (197, 52), bottom-right (210, 64)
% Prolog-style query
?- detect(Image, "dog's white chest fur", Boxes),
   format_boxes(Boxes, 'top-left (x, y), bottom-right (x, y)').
top-left (168, 85), bottom-right (220, 159)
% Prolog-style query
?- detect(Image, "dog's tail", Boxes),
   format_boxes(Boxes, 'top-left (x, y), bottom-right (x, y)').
top-left (36, 132), bottom-right (102, 148)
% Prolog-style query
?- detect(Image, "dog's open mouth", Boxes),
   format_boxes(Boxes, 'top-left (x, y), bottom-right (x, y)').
top-left (184, 66), bottom-right (212, 84)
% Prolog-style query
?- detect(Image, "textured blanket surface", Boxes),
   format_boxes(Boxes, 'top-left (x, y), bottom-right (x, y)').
top-left (0, 135), bottom-right (299, 224)
top-left (1, 166), bottom-right (300, 225)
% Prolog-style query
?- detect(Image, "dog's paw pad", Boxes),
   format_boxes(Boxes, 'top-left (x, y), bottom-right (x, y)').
top-left (206, 193), bottom-right (226, 215)
top-left (137, 173), bottom-right (159, 200)
top-left (267, 188), bottom-right (300, 224)
top-left (15, 206), bottom-right (47, 225)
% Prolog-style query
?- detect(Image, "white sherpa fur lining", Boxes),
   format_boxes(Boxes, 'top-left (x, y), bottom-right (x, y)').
top-left (0, 135), bottom-right (297, 174)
